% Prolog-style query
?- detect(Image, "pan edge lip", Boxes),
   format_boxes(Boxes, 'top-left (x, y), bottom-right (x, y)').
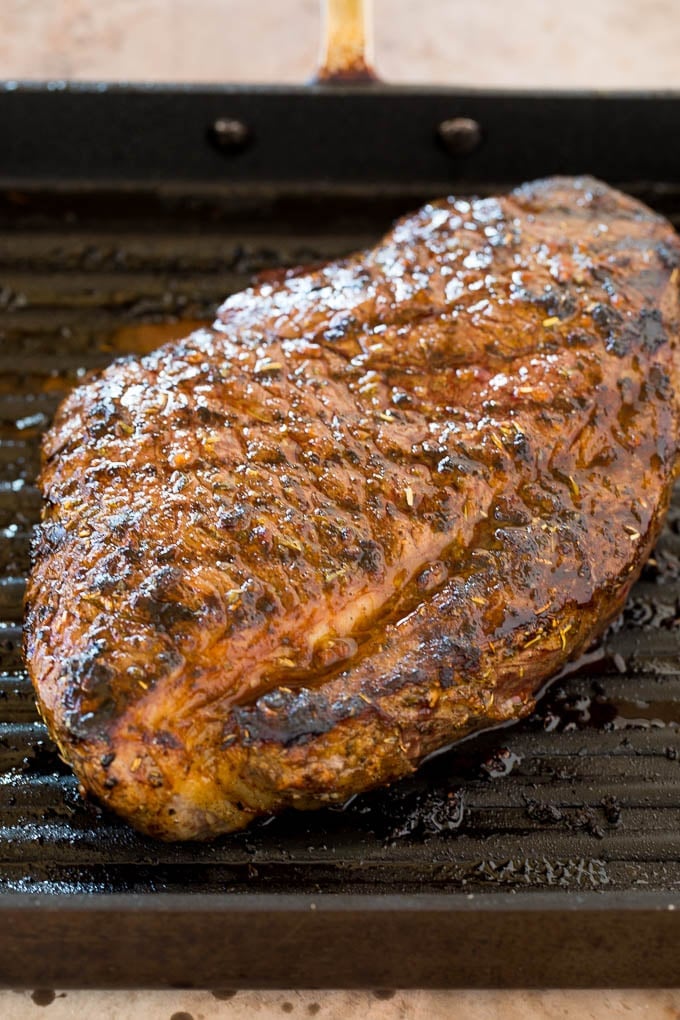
top-left (1, 80), bottom-right (680, 101)
top-left (0, 889), bottom-right (679, 913)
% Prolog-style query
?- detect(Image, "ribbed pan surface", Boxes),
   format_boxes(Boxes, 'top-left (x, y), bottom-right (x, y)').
top-left (2, 185), bottom-right (680, 897)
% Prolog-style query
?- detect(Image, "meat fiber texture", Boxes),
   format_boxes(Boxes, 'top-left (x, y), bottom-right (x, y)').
top-left (25, 177), bottom-right (680, 839)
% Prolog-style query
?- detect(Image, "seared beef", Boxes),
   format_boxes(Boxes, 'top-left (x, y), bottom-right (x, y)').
top-left (24, 177), bottom-right (680, 839)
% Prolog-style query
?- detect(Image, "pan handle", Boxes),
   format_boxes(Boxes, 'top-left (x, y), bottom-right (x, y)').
top-left (314, 0), bottom-right (379, 83)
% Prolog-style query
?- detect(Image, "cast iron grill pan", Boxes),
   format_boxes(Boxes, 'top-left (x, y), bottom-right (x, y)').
top-left (2, 181), bottom-right (680, 987)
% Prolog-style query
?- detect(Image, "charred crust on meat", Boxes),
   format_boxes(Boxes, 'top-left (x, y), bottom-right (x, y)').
top-left (533, 285), bottom-right (579, 321)
top-left (135, 596), bottom-right (197, 630)
top-left (634, 307), bottom-right (668, 353)
top-left (357, 539), bottom-right (383, 574)
top-left (153, 730), bottom-right (182, 750)
top-left (33, 522), bottom-right (68, 555)
top-left (196, 405), bottom-right (226, 425)
top-left (657, 242), bottom-right (680, 269)
top-left (230, 687), bottom-right (372, 746)
top-left (106, 510), bottom-right (142, 536)
top-left (647, 365), bottom-right (672, 401)
top-left (61, 639), bottom-right (116, 739)
top-left (86, 397), bottom-right (121, 438)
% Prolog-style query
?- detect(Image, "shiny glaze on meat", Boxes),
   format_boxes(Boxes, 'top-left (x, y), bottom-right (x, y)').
top-left (25, 177), bottom-right (680, 839)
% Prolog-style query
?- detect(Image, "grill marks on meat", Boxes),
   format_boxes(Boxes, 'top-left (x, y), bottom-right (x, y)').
top-left (25, 177), bottom-right (680, 839)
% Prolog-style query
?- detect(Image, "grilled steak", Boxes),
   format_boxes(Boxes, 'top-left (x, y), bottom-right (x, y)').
top-left (25, 176), bottom-right (680, 840)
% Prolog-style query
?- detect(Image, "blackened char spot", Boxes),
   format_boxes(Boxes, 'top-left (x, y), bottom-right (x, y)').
top-left (86, 397), bottom-right (121, 438)
top-left (156, 544), bottom-right (178, 564)
top-left (565, 328), bottom-right (592, 348)
top-left (596, 303), bottom-right (667, 358)
top-left (218, 503), bottom-right (249, 530)
top-left (133, 569), bottom-right (197, 630)
top-left (146, 599), bottom-right (196, 628)
top-left (106, 509), bottom-right (141, 536)
top-left (62, 639), bottom-right (116, 739)
top-left (157, 649), bottom-right (183, 673)
top-left (196, 404), bottom-right (225, 425)
top-left (91, 568), bottom-right (127, 595)
top-left (647, 365), bottom-right (672, 401)
top-left (233, 635), bottom-right (481, 745)
top-left (417, 441), bottom-right (448, 469)
top-left (589, 301), bottom-right (626, 357)
top-left (395, 667), bottom-right (427, 687)
top-left (32, 522), bottom-right (68, 556)
top-left (589, 265), bottom-right (618, 299)
top-left (358, 539), bottom-right (383, 574)
top-left (591, 302), bottom-right (620, 325)
top-left (536, 287), bottom-right (578, 320)
top-left (120, 545), bottom-right (143, 565)
top-left (631, 307), bottom-right (667, 353)
top-left (657, 242), bottom-right (680, 269)
top-left (429, 634), bottom-right (482, 685)
top-left (256, 594), bottom-right (277, 615)
top-left (154, 730), bottom-right (183, 749)
top-left (605, 335), bottom-right (632, 357)
top-left (65, 642), bottom-right (112, 697)
top-left (438, 665), bottom-right (456, 688)
top-left (231, 686), bottom-right (372, 746)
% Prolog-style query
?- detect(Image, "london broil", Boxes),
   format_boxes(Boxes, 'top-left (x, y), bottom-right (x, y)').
top-left (24, 176), bottom-right (680, 840)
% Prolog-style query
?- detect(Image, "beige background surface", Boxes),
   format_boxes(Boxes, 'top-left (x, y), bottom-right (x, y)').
top-left (1, 0), bottom-right (680, 87)
top-left (6, 989), bottom-right (680, 1019)
top-left (2, 1), bottom-right (680, 1017)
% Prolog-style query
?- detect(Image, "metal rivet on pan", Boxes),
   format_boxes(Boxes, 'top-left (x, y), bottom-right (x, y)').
top-left (437, 117), bottom-right (482, 157)
top-left (208, 118), bottom-right (252, 154)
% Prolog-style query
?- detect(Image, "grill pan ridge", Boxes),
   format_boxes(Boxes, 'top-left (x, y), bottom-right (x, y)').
top-left (2, 83), bottom-right (680, 986)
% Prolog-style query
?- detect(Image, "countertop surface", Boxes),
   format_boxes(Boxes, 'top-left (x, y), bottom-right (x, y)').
top-left (1, 0), bottom-right (679, 88)
top-left (2, 1), bottom-right (680, 1016)
top-left (6, 989), bottom-right (680, 1019)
